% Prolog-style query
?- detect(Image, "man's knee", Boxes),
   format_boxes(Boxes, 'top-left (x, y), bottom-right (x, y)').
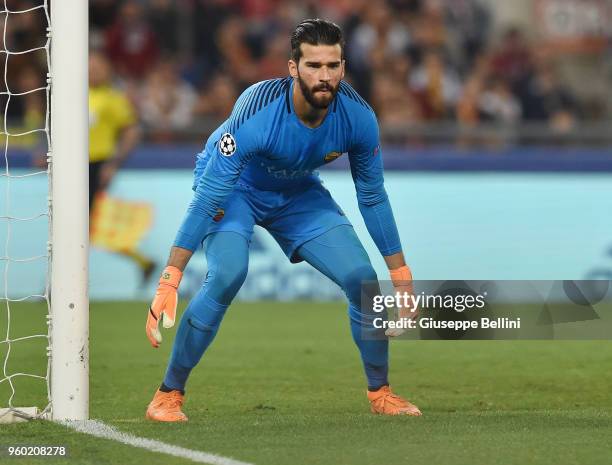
top-left (187, 303), bottom-right (226, 333)
top-left (203, 232), bottom-right (249, 303)
top-left (342, 263), bottom-right (378, 306)
top-left (205, 261), bottom-right (248, 299)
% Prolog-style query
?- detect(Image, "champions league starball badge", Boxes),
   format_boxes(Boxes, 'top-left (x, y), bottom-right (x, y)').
top-left (219, 133), bottom-right (237, 157)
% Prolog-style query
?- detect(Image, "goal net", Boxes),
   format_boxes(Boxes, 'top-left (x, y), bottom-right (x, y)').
top-left (0, 0), bottom-right (88, 423)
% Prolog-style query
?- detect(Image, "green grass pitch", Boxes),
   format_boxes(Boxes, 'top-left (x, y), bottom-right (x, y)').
top-left (1, 301), bottom-right (612, 465)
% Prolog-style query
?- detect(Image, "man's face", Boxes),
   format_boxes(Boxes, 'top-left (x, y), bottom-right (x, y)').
top-left (89, 54), bottom-right (111, 87)
top-left (289, 43), bottom-right (344, 110)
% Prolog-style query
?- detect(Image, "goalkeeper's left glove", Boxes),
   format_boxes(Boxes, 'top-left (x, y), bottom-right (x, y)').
top-left (146, 266), bottom-right (182, 348)
top-left (386, 264), bottom-right (418, 337)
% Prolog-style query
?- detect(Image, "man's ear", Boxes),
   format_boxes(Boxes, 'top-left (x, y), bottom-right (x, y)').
top-left (288, 59), bottom-right (298, 79)
top-left (341, 59), bottom-right (346, 80)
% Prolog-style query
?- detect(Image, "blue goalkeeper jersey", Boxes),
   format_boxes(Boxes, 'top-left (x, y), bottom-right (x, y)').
top-left (182, 77), bottom-right (402, 256)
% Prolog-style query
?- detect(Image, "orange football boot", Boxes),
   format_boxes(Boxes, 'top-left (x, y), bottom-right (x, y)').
top-left (145, 389), bottom-right (188, 422)
top-left (367, 386), bottom-right (422, 416)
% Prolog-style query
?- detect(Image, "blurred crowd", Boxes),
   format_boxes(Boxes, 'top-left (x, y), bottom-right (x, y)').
top-left (1, 0), bottom-right (610, 145)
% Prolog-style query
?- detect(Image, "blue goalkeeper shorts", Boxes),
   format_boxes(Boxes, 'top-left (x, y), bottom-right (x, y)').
top-left (204, 180), bottom-right (352, 263)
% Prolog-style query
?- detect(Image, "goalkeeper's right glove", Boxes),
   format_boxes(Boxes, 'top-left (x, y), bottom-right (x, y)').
top-left (385, 264), bottom-right (418, 337)
top-left (146, 266), bottom-right (182, 348)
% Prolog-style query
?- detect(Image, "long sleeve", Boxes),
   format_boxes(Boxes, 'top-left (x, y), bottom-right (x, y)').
top-left (174, 122), bottom-right (259, 251)
top-left (348, 110), bottom-right (402, 256)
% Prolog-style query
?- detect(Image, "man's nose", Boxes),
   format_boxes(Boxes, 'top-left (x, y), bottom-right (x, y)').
top-left (319, 66), bottom-right (331, 81)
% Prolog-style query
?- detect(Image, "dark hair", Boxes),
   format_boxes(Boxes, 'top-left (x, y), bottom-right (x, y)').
top-left (290, 19), bottom-right (344, 62)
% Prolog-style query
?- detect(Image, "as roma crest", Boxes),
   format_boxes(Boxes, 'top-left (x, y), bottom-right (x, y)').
top-left (324, 151), bottom-right (342, 163)
top-left (213, 208), bottom-right (225, 222)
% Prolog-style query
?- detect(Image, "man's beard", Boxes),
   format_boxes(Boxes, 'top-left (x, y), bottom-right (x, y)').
top-left (297, 73), bottom-right (339, 110)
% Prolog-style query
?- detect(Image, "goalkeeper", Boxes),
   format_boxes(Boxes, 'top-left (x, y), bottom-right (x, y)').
top-left (145, 19), bottom-right (421, 421)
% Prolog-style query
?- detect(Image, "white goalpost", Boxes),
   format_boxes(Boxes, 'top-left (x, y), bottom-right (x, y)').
top-left (0, 0), bottom-right (88, 422)
top-left (48, 0), bottom-right (89, 421)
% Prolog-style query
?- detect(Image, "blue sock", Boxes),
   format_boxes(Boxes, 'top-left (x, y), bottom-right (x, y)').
top-left (348, 304), bottom-right (389, 389)
top-left (163, 291), bottom-right (228, 391)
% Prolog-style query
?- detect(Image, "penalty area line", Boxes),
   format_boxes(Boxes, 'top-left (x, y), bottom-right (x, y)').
top-left (60, 419), bottom-right (254, 465)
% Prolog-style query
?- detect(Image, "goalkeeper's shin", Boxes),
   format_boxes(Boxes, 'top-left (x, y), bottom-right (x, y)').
top-left (146, 266), bottom-right (182, 348)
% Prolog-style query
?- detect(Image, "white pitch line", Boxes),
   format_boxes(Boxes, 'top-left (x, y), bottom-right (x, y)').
top-left (61, 419), bottom-right (254, 465)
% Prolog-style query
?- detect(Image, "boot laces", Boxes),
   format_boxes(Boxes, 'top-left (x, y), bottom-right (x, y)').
top-left (162, 391), bottom-right (183, 409)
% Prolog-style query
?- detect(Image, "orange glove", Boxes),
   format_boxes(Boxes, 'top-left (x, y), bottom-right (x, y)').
top-left (146, 266), bottom-right (182, 348)
top-left (389, 264), bottom-right (414, 295)
top-left (387, 264), bottom-right (418, 337)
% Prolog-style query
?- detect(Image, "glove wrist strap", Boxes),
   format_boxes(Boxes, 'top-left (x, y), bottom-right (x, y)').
top-left (159, 265), bottom-right (182, 288)
top-left (389, 265), bottom-right (413, 286)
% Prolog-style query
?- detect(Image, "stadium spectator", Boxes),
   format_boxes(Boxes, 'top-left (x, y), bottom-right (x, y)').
top-left (90, 0), bottom-right (120, 30)
top-left (147, 0), bottom-right (180, 56)
top-left (3, 0), bottom-right (46, 52)
top-left (347, 0), bottom-right (411, 98)
top-left (0, 66), bottom-right (45, 148)
top-left (215, 17), bottom-right (259, 90)
top-left (443, 0), bottom-right (491, 70)
top-left (139, 59), bottom-right (197, 140)
top-left (0, 0), bottom-right (47, 148)
top-left (191, 0), bottom-right (239, 80)
top-left (409, 0), bottom-right (447, 52)
top-left (105, 0), bottom-right (160, 80)
top-left (1, 0), bottom-right (47, 95)
top-left (516, 59), bottom-right (578, 130)
top-left (457, 75), bottom-right (484, 126)
top-left (194, 73), bottom-right (239, 122)
top-left (490, 27), bottom-right (532, 87)
top-left (478, 77), bottom-right (521, 124)
top-left (256, 33), bottom-right (291, 81)
top-left (387, 54), bottom-right (412, 83)
top-left (372, 72), bottom-right (422, 127)
top-left (15, 66), bottom-right (44, 129)
top-left (348, 2), bottom-right (412, 66)
top-left (409, 49), bottom-right (462, 119)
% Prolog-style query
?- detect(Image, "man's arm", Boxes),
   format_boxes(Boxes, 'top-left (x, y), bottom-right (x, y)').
top-left (99, 124), bottom-right (141, 190)
top-left (348, 109), bottom-right (417, 334)
top-left (384, 252), bottom-right (406, 270)
top-left (172, 133), bottom-right (256, 252)
top-left (114, 124), bottom-right (141, 165)
top-left (145, 138), bottom-right (255, 348)
top-left (348, 110), bottom-right (403, 266)
top-left (146, 104), bottom-right (261, 347)
top-left (166, 246), bottom-right (193, 272)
